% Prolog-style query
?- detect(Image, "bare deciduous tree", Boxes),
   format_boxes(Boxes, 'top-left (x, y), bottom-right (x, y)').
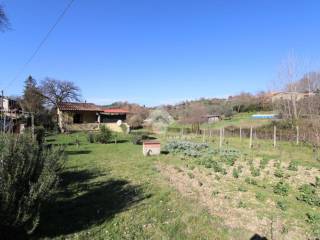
top-left (0, 4), bottom-right (9, 32)
top-left (40, 78), bottom-right (81, 108)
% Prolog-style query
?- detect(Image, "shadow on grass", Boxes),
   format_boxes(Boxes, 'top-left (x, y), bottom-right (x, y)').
top-left (33, 169), bottom-right (150, 238)
top-left (65, 150), bottom-right (92, 155)
top-left (250, 234), bottom-right (268, 240)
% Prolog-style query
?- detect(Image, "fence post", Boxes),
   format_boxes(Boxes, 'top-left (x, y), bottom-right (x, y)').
top-left (202, 129), bottom-right (205, 142)
top-left (31, 113), bottom-right (35, 140)
top-left (240, 126), bottom-right (242, 142)
top-left (249, 126), bottom-right (253, 148)
top-left (273, 125), bottom-right (277, 148)
top-left (296, 125), bottom-right (299, 145)
top-left (219, 128), bottom-right (223, 148)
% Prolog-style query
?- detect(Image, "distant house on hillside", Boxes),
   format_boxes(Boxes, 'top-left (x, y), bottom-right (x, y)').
top-left (205, 114), bottom-right (222, 123)
top-left (271, 92), bottom-right (315, 103)
top-left (57, 102), bottom-right (129, 132)
top-left (0, 96), bottom-right (23, 132)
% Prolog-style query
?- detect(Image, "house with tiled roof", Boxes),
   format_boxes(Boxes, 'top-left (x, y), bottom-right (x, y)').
top-left (57, 102), bottom-right (129, 132)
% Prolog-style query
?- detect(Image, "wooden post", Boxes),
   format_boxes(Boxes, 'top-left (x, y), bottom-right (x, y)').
top-left (202, 129), bottom-right (205, 142)
top-left (240, 126), bottom-right (242, 142)
top-left (31, 113), bottom-right (35, 140)
top-left (273, 125), bottom-right (276, 148)
top-left (296, 125), bottom-right (299, 145)
top-left (249, 126), bottom-right (253, 148)
top-left (219, 128), bottom-right (223, 148)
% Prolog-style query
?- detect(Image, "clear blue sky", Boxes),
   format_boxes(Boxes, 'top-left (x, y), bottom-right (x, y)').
top-left (1, 0), bottom-right (320, 106)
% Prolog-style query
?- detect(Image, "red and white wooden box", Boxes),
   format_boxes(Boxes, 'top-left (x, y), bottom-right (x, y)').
top-left (142, 141), bottom-right (161, 156)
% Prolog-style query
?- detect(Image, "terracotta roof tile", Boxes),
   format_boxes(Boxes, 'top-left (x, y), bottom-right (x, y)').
top-left (58, 102), bottom-right (102, 111)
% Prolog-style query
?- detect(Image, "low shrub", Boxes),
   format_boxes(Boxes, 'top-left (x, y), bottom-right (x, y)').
top-left (277, 200), bottom-right (288, 211)
top-left (256, 192), bottom-right (267, 202)
top-left (297, 184), bottom-right (320, 207)
top-left (131, 134), bottom-right (149, 145)
top-left (315, 176), bottom-right (320, 188)
top-left (288, 161), bottom-right (298, 171)
top-left (0, 134), bottom-right (64, 238)
top-left (306, 212), bottom-right (320, 237)
top-left (35, 126), bottom-right (45, 145)
top-left (87, 132), bottom-right (96, 143)
top-left (232, 168), bottom-right (239, 178)
top-left (163, 140), bottom-right (209, 158)
top-left (250, 166), bottom-right (260, 177)
top-left (237, 200), bottom-right (247, 208)
top-left (273, 181), bottom-right (289, 196)
top-left (187, 172), bottom-right (195, 179)
top-left (245, 177), bottom-right (258, 185)
top-left (238, 186), bottom-right (248, 192)
top-left (274, 169), bottom-right (284, 178)
top-left (96, 125), bottom-right (113, 144)
top-left (120, 123), bottom-right (128, 134)
top-left (259, 157), bottom-right (269, 169)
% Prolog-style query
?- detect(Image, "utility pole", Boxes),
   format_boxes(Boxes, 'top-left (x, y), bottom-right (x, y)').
top-left (1, 90), bottom-right (4, 133)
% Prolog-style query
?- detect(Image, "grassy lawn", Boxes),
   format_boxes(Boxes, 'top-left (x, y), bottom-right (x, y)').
top-left (32, 133), bottom-right (234, 240)
top-left (31, 132), bottom-right (320, 240)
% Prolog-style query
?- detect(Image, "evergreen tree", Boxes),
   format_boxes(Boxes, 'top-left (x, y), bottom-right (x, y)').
top-left (21, 75), bottom-right (45, 114)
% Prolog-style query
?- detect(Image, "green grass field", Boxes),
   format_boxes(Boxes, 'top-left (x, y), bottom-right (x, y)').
top-left (31, 131), bottom-right (320, 240)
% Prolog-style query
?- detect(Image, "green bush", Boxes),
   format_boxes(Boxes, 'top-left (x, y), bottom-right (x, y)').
top-left (120, 123), bottom-right (128, 134)
top-left (250, 166), bottom-right (260, 177)
top-left (297, 184), bottom-right (320, 207)
top-left (0, 134), bottom-right (64, 238)
top-left (288, 161), bottom-right (298, 171)
top-left (87, 132), bottom-right (96, 143)
top-left (245, 177), bottom-right (258, 185)
top-left (256, 192), bottom-right (267, 202)
top-left (34, 126), bottom-right (45, 145)
top-left (96, 125), bottom-right (113, 144)
top-left (232, 168), bottom-right (239, 178)
top-left (273, 181), bottom-right (289, 196)
top-left (274, 169), bottom-right (284, 178)
top-left (315, 176), bottom-right (320, 188)
top-left (131, 134), bottom-right (149, 145)
top-left (306, 212), bottom-right (320, 237)
top-left (277, 200), bottom-right (288, 211)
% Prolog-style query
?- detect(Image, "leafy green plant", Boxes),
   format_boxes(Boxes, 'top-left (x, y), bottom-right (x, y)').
top-left (315, 176), bottom-right (320, 188)
top-left (187, 172), bottom-right (195, 179)
top-left (297, 184), bottom-right (320, 207)
top-left (131, 134), bottom-right (149, 145)
top-left (120, 123), bottom-right (128, 134)
top-left (306, 212), bottom-right (320, 237)
top-left (237, 200), bottom-right (247, 208)
top-left (232, 168), bottom-right (239, 178)
top-left (259, 157), bottom-right (269, 169)
top-left (87, 132), bottom-right (96, 143)
top-left (274, 169), bottom-right (284, 178)
top-left (96, 125), bottom-right (113, 144)
top-left (0, 134), bottom-right (64, 238)
top-left (273, 181), bottom-right (289, 196)
top-left (250, 166), bottom-right (260, 177)
top-left (245, 177), bottom-right (258, 185)
top-left (256, 192), bottom-right (267, 202)
top-left (277, 200), bottom-right (288, 211)
top-left (238, 186), bottom-right (248, 192)
top-left (287, 161), bottom-right (298, 171)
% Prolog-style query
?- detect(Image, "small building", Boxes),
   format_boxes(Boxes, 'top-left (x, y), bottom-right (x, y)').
top-left (271, 92), bottom-right (315, 103)
top-left (205, 114), bottom-right (222, 123)
top-left (57, 102), bottom-right (129, 132)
